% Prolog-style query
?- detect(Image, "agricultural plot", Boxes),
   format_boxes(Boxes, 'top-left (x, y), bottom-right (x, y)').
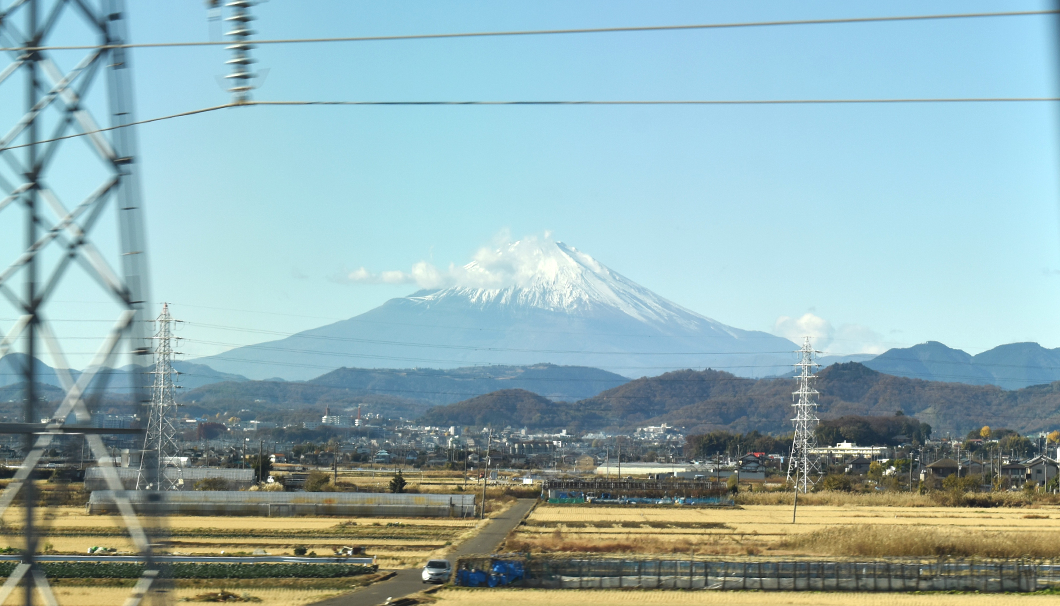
top-left (0, 507), bottom-right (483, 568)
top-left (505, 503), bottom-right (1060, 558)
top-left (429, 588), bottom-right (1060, 606)
top-left (6, 587), bottom-right (342, 606)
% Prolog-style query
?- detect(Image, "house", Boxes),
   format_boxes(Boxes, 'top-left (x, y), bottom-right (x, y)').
top-left (373, 450), bottom-right (391, 464)
top-left (926, 458), bottom-right (960, 478)
top-left (1000, 462), bottom-right (1027, 481)
top-left (739, 453), bottom-right (765, 472)
top-left (959, 459), bottom-right (986, 477)
top-left (845, 457), bottom-right (872, 475)
top-left (1023, 455), bottom-right (1059, 487)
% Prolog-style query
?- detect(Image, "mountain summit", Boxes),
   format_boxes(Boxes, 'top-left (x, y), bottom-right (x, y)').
top-left (414, 240), bottom-right (739, 330)
top-left (199, 239), bottom-right (800, 380)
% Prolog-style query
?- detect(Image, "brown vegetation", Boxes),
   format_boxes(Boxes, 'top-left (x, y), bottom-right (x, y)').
top-left (735, 489), bottom-right (1060, 508)
top-left (781, 525), bottom-right (1060, 558)
top-left (512, 502), bottom-right (1060, 559)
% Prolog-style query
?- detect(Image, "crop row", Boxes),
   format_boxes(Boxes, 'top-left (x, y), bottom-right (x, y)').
top-left (0, 527), bottom-right (453, 539)
top-left (0, 562), bottom-right (374, 579)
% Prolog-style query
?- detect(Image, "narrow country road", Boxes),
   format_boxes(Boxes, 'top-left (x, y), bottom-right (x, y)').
top-left (313, 498), bottom-right (537, 606)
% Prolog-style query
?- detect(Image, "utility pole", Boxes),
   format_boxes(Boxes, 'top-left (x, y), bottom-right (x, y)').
top-left (786, 337), bottom-right (822, 493)
top-left (957, 443), bottom-right (962, 478)
top-left (908, 449), bottom-right (913, 491)
top-left (480, 429), bottom-right (492, 519)
top-left (259, 439), bottom-right (264, 483)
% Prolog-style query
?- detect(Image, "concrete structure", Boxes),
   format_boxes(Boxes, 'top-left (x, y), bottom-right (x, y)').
top-left (87, 491), bottom-right (476, 517)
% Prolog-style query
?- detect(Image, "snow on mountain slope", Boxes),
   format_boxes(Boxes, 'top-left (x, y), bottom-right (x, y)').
top-left (199, 239), bottom-right (800, 381)
top-left (415, 241), bottom-right (721, 330)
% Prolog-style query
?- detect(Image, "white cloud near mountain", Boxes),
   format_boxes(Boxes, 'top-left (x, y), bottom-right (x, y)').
top-left (773, 313), bottom-right (888, 355)
top-left (342, 233), bottom-right (565, 290)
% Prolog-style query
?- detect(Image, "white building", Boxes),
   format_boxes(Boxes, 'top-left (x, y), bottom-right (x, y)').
top-left (809, 441), bottom-right (890, 460)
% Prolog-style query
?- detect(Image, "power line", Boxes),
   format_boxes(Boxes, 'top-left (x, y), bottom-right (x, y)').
top-left (249, 98), bottom-right (1060, 107)
top-left (7, 97), bottom-right (1060, 153)
top-left (0, 104), bottom-right (233, 152)
top-left (4, 9), bottom-right (1055, 51)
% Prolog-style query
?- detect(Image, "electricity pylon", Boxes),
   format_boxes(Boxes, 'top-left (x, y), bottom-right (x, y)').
top-left (0, 1), bottom-right (161, 603)
top-left (138, 303), bottom-right (183, 491)
top-left (786, 337), bottom-right (822, 493)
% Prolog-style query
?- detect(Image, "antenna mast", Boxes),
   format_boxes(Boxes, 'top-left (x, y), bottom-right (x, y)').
top-left (786, 336), bottom-right (821, 493)
top-left (138, 303), bottom-right (183, 491)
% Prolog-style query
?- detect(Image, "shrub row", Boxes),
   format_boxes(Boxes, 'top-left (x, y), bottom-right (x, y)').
top-left (0, 562), bottom-right (373, 579)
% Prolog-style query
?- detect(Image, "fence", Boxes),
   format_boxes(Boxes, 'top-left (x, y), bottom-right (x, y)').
top-left (88, 491), bottom-right (476, 517)
top-left (455, 556), bottom-right (1060, 592)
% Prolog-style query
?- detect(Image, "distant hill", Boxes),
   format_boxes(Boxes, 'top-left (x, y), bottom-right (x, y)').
top-left (178, 380), bottom-right (431, 420)
top-left (865, 341), bottom-right (1060, 389)
top-left (0, 354), bottom-right (247, 393)
top-left (0, 354), bottom-right (70, 389)
top-left (173, 363), bottom-right (628, 421)
top-left (308, 364), bottom-right (628, 405)
top-left (419, 389), bottom-right (597, 429)
top-left (422, 363), bottom-right (1060, 437)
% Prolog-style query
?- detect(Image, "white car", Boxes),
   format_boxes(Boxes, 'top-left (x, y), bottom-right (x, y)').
top-left (421, 559), bottom-right (451, 584)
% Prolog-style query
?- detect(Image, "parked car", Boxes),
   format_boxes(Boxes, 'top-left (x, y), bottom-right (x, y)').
top-left (421, 559), bottom-right (451, 584)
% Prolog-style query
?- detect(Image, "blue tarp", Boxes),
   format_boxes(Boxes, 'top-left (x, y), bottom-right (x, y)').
top-left (457, 559), bottom-right (526, 587)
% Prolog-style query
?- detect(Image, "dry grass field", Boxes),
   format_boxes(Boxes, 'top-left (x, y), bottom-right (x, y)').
top-left (0, 506), bottom-right (489, 568)
top-left (428, 589), bottom-right (1060, 606)
top-left (0, 586), bottom-right (341, 605)
top-left (504, 503), bottom-right (1060, 558)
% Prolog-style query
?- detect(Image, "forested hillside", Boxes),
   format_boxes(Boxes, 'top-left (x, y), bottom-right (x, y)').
top-left (420, 363), bottom-right (1060, 436)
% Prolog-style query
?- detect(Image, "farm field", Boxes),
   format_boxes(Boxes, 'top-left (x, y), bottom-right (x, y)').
top-left (0, 507), bottom-right (486, 568)
top-left (504, 503), bottom-right (1060, 558)
top-left (428, 589), bottom-right (1060, 606)
top-left (2, 587), bottom-right (340, 606)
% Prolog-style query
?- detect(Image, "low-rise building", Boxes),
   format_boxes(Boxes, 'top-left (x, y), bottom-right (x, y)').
top-left (810, 441), bottom-right (890, 460)
top-left (1023, 455), bottom-right (1059, 486)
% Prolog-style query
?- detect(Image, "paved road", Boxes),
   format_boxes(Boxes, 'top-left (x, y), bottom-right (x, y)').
top-left (315, 498), bottom-right (537, 606)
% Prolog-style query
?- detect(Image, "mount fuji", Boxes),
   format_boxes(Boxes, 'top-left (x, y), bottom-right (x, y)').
top-left (199, 240), bottom-right (801, 381)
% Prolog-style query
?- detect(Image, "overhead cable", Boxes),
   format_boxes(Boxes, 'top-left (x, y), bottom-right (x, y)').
top-left (4, 9), bottom-right (1056, 51)
top-left (5, 97), bottom-right (1060, 152)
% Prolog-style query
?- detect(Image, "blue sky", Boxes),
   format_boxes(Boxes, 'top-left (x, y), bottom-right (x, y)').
top-left (15, 0), bottom-right (1060, 366)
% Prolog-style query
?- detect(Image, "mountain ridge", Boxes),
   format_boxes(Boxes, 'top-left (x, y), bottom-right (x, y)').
top-left (418, 362), bottom-right (1060, 436)
top-left (864, 341), bottom-right (1060, 389)
top-left (197, 239), bottom-right (801, 380)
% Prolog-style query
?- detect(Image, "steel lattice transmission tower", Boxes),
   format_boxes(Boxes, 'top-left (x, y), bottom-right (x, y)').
top-left (0, 0), bottom-right (163, 603)
top-left (138, 303), bottom-right (183, 491)
top-left (786, 337), bottom-right (822, 493)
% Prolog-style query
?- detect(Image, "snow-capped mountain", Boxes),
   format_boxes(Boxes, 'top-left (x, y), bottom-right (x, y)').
top-left (199, 240), bottom-right (801, 380)
top-left (415, 241), bottom-right (729, 331)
